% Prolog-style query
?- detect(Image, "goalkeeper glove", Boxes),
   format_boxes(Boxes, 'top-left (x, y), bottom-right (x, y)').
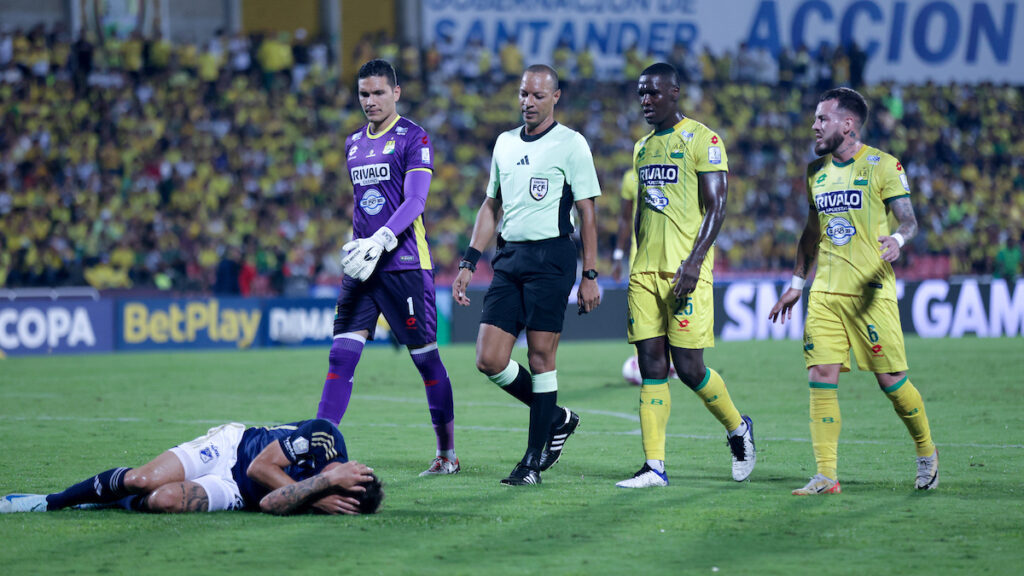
top-left (342, 227), bottom-right (398, 281)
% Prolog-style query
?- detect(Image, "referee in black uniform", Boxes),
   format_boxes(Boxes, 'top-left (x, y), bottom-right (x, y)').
top-left (453, 65), bottom-right (602, 485)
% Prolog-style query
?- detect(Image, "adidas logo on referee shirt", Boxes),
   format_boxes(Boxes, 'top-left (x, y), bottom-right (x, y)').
top-left (516, 155), bottom-right (530, 166)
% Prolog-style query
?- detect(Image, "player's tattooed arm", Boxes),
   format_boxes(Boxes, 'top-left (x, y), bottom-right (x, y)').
top-left (888, 196), bottom-right (918, 240)
top-left (260, 475), bottom-right (334, 516)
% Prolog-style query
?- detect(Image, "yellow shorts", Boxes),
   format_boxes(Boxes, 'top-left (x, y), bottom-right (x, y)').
top-left (803, 291), bottom-right (908, 373)
top-left (627, 272), bottom-right (714, 349)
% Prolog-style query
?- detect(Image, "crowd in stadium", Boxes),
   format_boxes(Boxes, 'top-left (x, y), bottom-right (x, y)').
top-left (1, 24), bottom-right (1021, 292)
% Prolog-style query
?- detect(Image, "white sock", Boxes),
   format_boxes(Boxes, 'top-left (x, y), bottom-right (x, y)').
top-left (728, 421), bottom-right (748, 438)
top-left (646, 459), bottom-right (665, 473)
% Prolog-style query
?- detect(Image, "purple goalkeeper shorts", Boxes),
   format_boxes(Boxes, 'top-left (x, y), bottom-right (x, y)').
top-left (333, 269), bottom-right (438, 346)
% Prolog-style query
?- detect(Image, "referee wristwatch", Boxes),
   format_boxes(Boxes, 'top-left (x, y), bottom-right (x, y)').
top-left (459, 260), bottom-right (477, 273)
top-left (582, 269), bottom-right (598, 280)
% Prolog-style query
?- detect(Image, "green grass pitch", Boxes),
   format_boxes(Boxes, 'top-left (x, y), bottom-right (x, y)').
top-left (1, 337), bottom-right (1022, 575)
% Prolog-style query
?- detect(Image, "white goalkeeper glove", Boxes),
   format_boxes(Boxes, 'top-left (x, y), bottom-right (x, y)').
top-left (342, 227), bottom-right (398, 281)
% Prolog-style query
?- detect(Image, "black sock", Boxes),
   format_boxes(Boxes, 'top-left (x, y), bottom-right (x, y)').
top-left (119, 494), bottom-right (150, 512)
top-left (502, 364), bottom-right (534, 406)
top-left (525, 391), bottom-right (558, 469)
top-left (46, 467), bottom-right (131, 511)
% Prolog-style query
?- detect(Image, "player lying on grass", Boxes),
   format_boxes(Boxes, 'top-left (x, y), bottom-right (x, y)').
top-left (0, 419), bottom-right (383, 515)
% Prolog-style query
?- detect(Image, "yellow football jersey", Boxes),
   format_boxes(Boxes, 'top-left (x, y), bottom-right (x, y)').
top-left (631, 118), bottom-right (728, 278)
top-left (807, 145), bottom-right (910, 299)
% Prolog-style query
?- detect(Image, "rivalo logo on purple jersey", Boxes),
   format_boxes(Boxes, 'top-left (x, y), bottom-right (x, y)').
top-left (351, 163), bottom-right (391, 186)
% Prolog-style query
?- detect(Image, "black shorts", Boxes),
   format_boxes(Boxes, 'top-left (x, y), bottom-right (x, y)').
top-left (480, 236), bottom-right (577, 335)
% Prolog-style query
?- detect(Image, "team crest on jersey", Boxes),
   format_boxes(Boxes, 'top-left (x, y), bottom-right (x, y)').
top-left (351, 163), bottom-right (391, 185)
top-left (199, 445), bottom-right (220, 464)
top-left (360, 189), bottom-right (387, 215)
top-left (854, 168), bottom-right (869, 186)
top-left (644, 188), bottom-right (670, 211)
top-left (816, 189), bottom-right (863, 215)
top-left (826, 217), bottom-right (856, 246)
top-left (383, 140), bottom-right (396, 155)
top-left (638, 165), bottom-right (678, 185)
top-left (530, 177), bottom-right (549, 200)
top-left (670, 149), bottom-right (684, 159)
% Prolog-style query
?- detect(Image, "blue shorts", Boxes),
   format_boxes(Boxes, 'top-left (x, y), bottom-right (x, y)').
top-left (334, 269), bottom-right (438, 346)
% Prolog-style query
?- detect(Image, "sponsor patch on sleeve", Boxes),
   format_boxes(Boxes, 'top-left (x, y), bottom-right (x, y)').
top-left (899, 173), bottom-right (910, 191)
top-left (421, 148), bottom-right (430, 164)
top-left (708, 146), bottom-right (721, 164)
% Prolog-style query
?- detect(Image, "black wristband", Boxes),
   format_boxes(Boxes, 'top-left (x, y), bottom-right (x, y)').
top-left (463, 247), bottom-right (482, 266)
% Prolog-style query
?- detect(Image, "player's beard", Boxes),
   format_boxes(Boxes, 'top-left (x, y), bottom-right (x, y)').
top-left (814, 131), bottom-right (843, 156)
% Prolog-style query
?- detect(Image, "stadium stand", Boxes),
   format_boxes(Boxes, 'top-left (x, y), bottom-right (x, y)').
top-left (0, 25), bottom-right (1020, 292)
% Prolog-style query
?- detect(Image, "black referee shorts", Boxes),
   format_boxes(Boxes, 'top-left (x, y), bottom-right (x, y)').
top-left (480, 235), bottom-right (577, 335)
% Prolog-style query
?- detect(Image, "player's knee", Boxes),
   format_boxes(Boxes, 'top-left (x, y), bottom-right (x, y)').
top-left (675, 365), bottom-right (704, 388)
top-left (638, 355), bottom-right (669, 380)
top-left (475, 354), bottom-right (503, 376)
top-left (124, 469), bottom-right (159, 493)
top-left (145, 485), bottom-right (186, 513)
top-left (526, 350), bottom-right (556, 374)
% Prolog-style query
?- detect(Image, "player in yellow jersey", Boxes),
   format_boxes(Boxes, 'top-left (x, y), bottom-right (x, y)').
top-left (616, 63), bottom-right (756, 488)
top-left (770, 87), bottom-right (938, 495)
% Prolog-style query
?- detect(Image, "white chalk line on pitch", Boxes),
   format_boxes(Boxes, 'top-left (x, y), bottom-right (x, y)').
top-left (1, 409), bottom-right (1021, 450)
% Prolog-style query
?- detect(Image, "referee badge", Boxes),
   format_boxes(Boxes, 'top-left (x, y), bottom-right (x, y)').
top-left (530, 177), bottom-right (549, 200)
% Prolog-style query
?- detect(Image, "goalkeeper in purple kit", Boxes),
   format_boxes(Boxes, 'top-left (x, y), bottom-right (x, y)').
top-left (318, 59), bottom-right (459, 476)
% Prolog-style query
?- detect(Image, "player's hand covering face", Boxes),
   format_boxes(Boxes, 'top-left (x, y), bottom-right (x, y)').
top-left (519, 71), bottom-right (560, 132)
top-left (358, 75), bottom-right (400, 127)
top-left (637, 74), bottom-right (679, 129)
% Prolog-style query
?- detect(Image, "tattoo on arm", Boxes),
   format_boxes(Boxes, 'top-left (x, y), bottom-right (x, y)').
top-left (888, 197), bottom-right (918, 240)
top-left (262, 475), bottom-right (333, 516)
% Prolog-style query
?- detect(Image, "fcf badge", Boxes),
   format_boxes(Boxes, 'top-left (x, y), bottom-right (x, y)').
top-left (530, 177), bottom-right (549, 200)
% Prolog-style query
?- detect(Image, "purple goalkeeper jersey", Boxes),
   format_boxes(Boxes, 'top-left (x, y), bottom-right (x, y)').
top-left (345, 116), bottom-right (434, 272)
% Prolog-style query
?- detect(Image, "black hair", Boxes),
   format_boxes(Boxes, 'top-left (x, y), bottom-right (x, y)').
top-left (351, 473), bottom-right (384, 514)
top-left (524, 64), bottom-right (559, 90)
top-left (819, 87), bottom-right (868, 126)
top-left (358, 59), bottom-right (398, 88)
top-left (640, 62), bottom-right (680, 88)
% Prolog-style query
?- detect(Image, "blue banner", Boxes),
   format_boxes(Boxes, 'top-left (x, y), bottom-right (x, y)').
top-left (422, 0), bottom-right (1024, 83)
top-left (262, 298), bottom-right (336, 347)
top-left (0, 300), bottom-right (114, 356)
top-left (117, 298), bottom-right (263, 350)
